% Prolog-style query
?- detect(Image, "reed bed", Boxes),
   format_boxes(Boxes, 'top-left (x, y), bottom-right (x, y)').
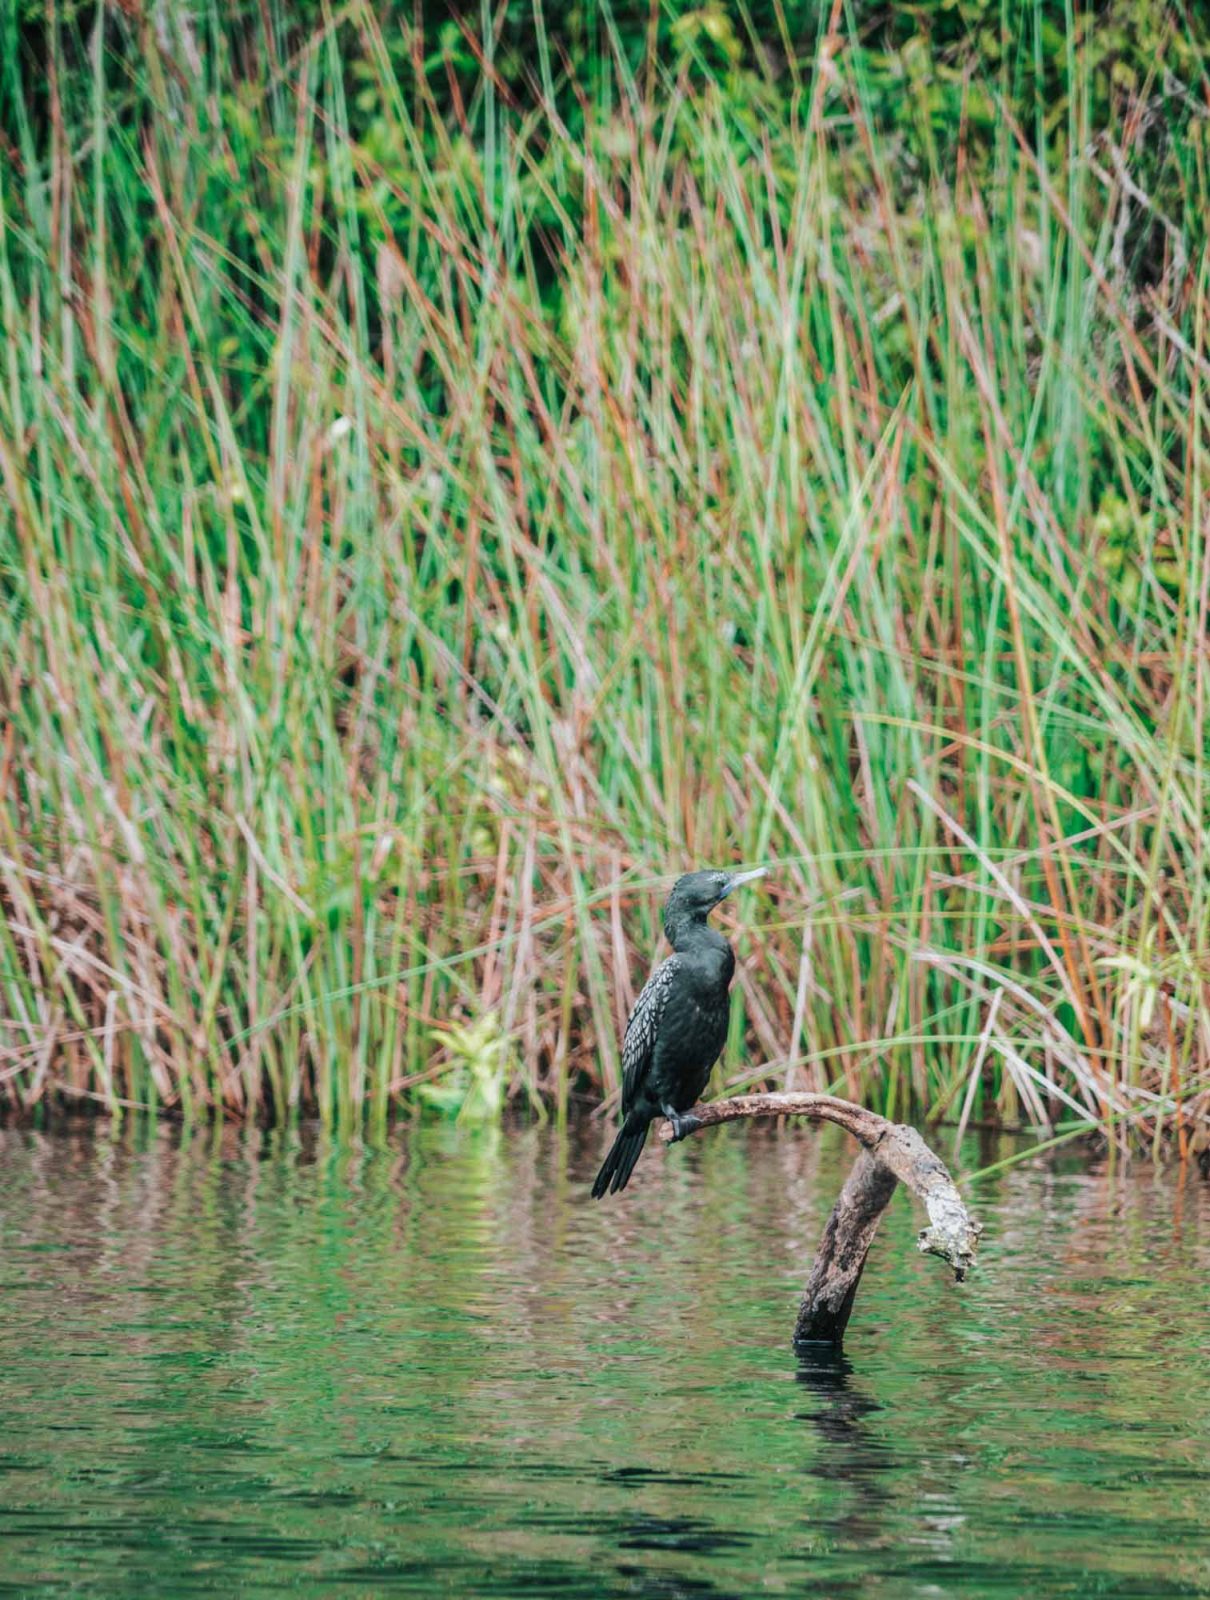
top-left (1, 4), bottom-right (1208, 1157)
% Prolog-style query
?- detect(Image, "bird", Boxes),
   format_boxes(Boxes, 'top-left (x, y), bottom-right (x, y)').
top-left (591, 866), bottom-right (767, 1199)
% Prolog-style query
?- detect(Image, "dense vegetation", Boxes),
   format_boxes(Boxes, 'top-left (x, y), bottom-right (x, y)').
top-left (1, 1), bottom-right (1208, 1158)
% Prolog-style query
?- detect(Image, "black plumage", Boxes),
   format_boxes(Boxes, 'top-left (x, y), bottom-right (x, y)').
top-left (591, 866), bottom-right (766, 1199)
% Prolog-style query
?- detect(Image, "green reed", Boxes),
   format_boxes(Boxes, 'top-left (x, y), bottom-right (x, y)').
top-left (0, 4), bottom-right (1206, 1154)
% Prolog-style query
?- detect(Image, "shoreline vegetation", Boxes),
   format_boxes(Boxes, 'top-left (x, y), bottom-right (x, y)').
top-left (2, 3), bottom-right (1209, 1160)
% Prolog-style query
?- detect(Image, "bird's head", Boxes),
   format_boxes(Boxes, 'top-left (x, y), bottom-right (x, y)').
top-left (662, 867), bottom-right (767, 944)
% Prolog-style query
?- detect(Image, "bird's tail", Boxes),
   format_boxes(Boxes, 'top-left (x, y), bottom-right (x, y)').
top-left (591, 1116), bottom-right (649, 1199)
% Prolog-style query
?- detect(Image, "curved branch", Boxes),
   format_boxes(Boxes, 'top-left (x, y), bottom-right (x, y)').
top-left (657, 1091), bottom-right (981, 1345)
top-left (657, 1091), bottom-right (885, 1146)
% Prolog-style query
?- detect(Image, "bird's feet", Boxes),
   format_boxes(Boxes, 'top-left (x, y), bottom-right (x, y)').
top-left (662, 1106), bottom-right (702, 1142)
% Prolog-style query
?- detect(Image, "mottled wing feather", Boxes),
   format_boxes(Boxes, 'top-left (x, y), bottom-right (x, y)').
top-left (621, 957), bottom-right (679, 1111)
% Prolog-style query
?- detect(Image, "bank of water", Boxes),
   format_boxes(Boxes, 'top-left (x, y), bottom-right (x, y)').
top-left (1, 1119), bottom-right (1207, 1597)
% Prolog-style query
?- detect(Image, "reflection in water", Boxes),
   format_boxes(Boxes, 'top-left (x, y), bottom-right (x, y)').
top-left (0, 1118), bottom-right (1208, 1598)
top-left (796, 1348), bottom-right (883, 1446)
top-left (796, 1349), bottom-right (896, 1559)
top-left (800, 1350), bottom-right (883, 1452)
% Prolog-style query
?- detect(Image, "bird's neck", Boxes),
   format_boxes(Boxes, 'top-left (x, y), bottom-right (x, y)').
top-left (666, 917), bottom-right (730, 958)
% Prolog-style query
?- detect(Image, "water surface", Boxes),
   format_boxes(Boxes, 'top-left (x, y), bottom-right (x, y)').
top-left (2, 1119), bottom-right (1208, 1597)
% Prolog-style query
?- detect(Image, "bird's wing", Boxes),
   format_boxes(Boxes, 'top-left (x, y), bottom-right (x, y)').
top-left (621, 956), bottom-right (680, 1111)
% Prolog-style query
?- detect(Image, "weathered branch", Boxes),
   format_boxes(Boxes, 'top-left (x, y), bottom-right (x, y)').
top-left (794, 1149), bottom-right (899, 1345)
top-left (657, 1091), bottom-right (981, 1345)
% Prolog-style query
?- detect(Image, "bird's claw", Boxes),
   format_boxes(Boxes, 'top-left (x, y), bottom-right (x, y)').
top-left (663, 1108), bottom-right (702, 1143)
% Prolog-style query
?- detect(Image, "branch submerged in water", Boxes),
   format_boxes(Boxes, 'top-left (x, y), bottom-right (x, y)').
top-left (657, 1091), bottom-right (981, 1344)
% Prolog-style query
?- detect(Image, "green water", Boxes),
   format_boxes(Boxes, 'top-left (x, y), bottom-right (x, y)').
top-left (1, 1121), bottom-right (1207, 1598)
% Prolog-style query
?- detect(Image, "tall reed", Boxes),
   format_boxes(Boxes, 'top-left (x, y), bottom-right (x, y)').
top-left (1, 4), bottom-right (1207, 1155)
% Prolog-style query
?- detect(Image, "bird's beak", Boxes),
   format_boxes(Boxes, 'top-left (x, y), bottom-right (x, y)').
top-left (718, 866), bottom-right (768, 901)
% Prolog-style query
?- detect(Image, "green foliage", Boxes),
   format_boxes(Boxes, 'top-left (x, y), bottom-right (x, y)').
top-left (0, 1), bottom-right (1208, 1152)
top-left (421, 1013), bottom-right (519, 1120)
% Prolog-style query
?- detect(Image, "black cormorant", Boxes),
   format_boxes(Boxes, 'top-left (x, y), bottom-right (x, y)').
top-left (591, 866), bottom-right (767, 1199)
